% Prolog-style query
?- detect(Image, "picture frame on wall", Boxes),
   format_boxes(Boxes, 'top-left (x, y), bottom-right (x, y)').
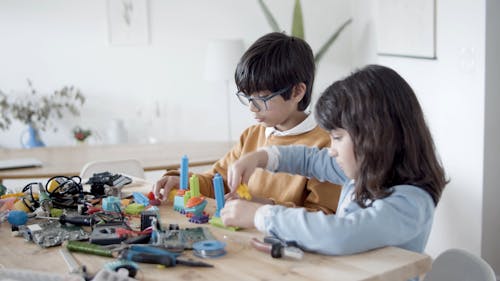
top-left (375, 0), bottom-right (436, 59)
top-left (107, 0), bottom-right (150, 46)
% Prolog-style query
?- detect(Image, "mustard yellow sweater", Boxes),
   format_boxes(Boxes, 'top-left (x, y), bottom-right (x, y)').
top-left (166, 124), bottom-right (341, 214)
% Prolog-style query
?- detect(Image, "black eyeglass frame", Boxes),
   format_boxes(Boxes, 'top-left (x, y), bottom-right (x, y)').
top-left (235, 86), bottom-right (292, 112)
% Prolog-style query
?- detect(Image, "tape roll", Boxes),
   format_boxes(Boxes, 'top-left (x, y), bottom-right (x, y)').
top-left (192, 240), bottom-right (227, 258)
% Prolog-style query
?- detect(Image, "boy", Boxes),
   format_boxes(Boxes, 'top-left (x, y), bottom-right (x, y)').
top-left (154, 32), bottom-right (341, 213)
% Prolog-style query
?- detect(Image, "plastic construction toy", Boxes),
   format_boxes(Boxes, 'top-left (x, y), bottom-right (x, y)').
top-left (173, 155), bottom-right (190, 212)
top-left (209, 173), bottom-right (238, 231)
top-left (184, 175), bottom-right (208, 223)
top-left (173, 189), bottom-right (187, 212)
top-left (184, 197), bottom-right (208, 224)
top-left (237, 183), bottom-right (252, 200)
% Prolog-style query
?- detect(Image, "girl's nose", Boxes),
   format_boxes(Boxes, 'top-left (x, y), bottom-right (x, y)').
top-left (328, 146), bottom-right (338, 157)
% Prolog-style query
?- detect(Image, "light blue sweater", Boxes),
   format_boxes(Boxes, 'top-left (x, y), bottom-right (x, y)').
top-left (259, 145), bottom-right (435, 256)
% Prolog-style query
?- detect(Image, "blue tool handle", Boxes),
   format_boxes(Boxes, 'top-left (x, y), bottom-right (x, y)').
top-left (129, 245), bottom-right (179, 257)
top-left (122, 250), bottom-right (176, 267)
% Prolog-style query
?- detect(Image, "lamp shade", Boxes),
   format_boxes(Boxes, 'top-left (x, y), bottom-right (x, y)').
top-left (204, 39), bottom-right (245, 82)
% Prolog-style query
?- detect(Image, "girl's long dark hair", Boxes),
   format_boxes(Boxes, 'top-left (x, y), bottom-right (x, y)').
top-left (315, 65), bottom-right (447, 207)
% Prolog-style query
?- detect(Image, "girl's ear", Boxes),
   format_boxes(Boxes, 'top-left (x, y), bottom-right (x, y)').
top-left (292, 82), bottom-right (306, 102)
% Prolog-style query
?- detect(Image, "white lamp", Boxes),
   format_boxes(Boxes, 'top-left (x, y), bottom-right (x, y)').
top-left (204, 39), bottom-right (245, 142)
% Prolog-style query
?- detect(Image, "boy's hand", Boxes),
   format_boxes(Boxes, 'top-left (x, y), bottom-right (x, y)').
top-left (153, 175), bottom-right (180, 201)
top-left (220, 199), bottom-right (262, 228)
top-left (228, 150), bottom-right (269, 192)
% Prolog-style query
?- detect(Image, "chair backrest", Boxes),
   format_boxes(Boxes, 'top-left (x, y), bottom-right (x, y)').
top-left (80, 159), bottom-right (145, 179)
top-left (423, 248), bottom-right (496, 281)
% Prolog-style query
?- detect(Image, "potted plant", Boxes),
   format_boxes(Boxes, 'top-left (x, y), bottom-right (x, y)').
top-left (0, 79), bottom-right (86, 148)
top-left (72, 126), bottom-right (92, 144)
top-left (258, 0), bottom-right (352, 63)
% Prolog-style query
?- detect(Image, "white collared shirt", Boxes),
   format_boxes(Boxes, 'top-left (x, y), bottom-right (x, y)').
top-left (264, 112), bottom-right (316, 138)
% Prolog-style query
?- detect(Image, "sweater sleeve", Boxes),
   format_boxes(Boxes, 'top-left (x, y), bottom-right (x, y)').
top-left (258, 186), bottom-right (434, 255)
top-left (160, 132), bottom-right (247, 198)
top-left (274, 145), bottom-right (347, 185)
top-left (197, 131), bottom-right (249, 197)
top-left (302, 178), bottom-right (342, 214)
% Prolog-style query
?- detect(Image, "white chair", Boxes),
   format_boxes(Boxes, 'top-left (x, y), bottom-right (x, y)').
top-left (80, 159), bottom-right (145, 179)
top-left (423, 248), bottom-right (496, 281)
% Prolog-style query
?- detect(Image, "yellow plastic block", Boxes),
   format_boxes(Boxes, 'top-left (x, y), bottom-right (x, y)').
top-left (236, 184), bottom-right (252, 200)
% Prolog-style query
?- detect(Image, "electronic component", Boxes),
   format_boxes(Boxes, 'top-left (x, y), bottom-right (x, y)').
top-left (89, 223), bottom-right (128, 245)
top-left (152, 226), bottom-right (216, 252)
top-left (18, 220), bottom-right (90, 248)
top-left (140, 209), bottom-right (159, 231)
top-left (86, 172), bottom-right (132, 197)
top-left (38, 182), bottom-right (53, 216)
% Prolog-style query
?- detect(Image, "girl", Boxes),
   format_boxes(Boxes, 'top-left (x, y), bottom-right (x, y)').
top-left (221, 65), bottom-right (448, 258)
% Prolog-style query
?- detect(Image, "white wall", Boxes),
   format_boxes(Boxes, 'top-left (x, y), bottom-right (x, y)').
top-left (0, 0), bottom-right (353, 148)
top-left (2, 0), bottom-right (498, 276)
top-left (483, 0), bottom-right (500, 277)
top-left (352, 0), bottom-right (499, 276)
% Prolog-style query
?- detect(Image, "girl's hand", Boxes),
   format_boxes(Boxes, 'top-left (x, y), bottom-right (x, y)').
top-left (224, 192), bottom-right (275, 205)
top-left (224, 191), bottom-right (241, 201)
top-left (153, 175), bottom-right (180, 201)
top-left (228, 150), bottom-right (269, 193)
top-left (220, 199), bottom-right (262, 228)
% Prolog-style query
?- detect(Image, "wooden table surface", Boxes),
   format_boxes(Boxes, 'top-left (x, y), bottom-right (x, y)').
top-left (0, 141), bottom-right (233, 181)
top-left (0, 179), bottom-right (432, 281)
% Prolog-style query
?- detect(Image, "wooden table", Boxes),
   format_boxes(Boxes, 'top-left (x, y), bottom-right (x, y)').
top-left (0, 180), bottom-right (432, 281)
top-left (0, 142), bottom-right (233, 182)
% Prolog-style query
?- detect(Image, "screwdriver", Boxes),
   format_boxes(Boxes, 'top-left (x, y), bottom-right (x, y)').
top-left (119, 245), bottom-right (213, 267)
top-left (36, 214), bottom-right (98, 226)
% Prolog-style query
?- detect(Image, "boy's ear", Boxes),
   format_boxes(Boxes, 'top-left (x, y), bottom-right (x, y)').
top-left (292, 83), bottom-right (307, 102)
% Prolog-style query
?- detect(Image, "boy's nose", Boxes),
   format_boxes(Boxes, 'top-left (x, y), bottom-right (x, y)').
top-left (249, 102), bottom-right (260, 112)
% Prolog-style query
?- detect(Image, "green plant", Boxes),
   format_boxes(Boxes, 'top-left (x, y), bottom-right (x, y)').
top-left (0, 79), bottom-right (85, 132)
top-left (258, 0), bottom-right (352, 63)
top-left (73, 126), bottom-right (92, 142)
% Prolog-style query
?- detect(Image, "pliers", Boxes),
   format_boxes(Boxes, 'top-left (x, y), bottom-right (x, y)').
top-left (250, 236), bottom-right (304, 260)
top-left (119, 244), bottom-right (213, 267)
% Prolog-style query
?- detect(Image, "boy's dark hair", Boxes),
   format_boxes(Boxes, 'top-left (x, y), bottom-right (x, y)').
top-left (234, 32), bottom-right (315, 111)
top-left (315, 64), bottom-right (447, 207)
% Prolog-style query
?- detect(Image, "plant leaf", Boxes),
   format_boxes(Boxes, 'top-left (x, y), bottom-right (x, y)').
top-left (291, 0), bottom-right (304, 39)
top-left (258, 0), bottom-right (281, 32)
top-left (314, 18), bottom-right (352, 63)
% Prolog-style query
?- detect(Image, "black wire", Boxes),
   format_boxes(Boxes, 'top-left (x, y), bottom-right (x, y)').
top-left (21, 182), bottom-right (41, 209)
top-left (45, 175), bottom-right (84, 196)
top-left (43, 175), bottom-right (88, 210)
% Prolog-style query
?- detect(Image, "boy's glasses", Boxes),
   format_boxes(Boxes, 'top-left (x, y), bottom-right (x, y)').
top-left (235, 86), bottom-right (291, 112)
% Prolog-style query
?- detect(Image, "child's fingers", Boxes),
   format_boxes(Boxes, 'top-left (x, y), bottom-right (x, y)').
top-left (228, 164), bottom-right (242, 192)
top-left (154, 176), bottom-right (179, 201)
top-left (153, 176), bottom-right (169, 199)
top-left (224, 192), bottom-right (240, 201)
top-left (162, 177), bottom-right (180, 202)
top-left (241, 170), bottom-right (252, 186)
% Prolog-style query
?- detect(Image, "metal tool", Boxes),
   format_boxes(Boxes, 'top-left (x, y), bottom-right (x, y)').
top-left (37, 214), bottom-right (98, 226)
top-left (250, 236), bottom-right (304, 259)
top-left (119, 245), bottom-right (213, 268)
top-left (59, 248), bottom-right (89, 280)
